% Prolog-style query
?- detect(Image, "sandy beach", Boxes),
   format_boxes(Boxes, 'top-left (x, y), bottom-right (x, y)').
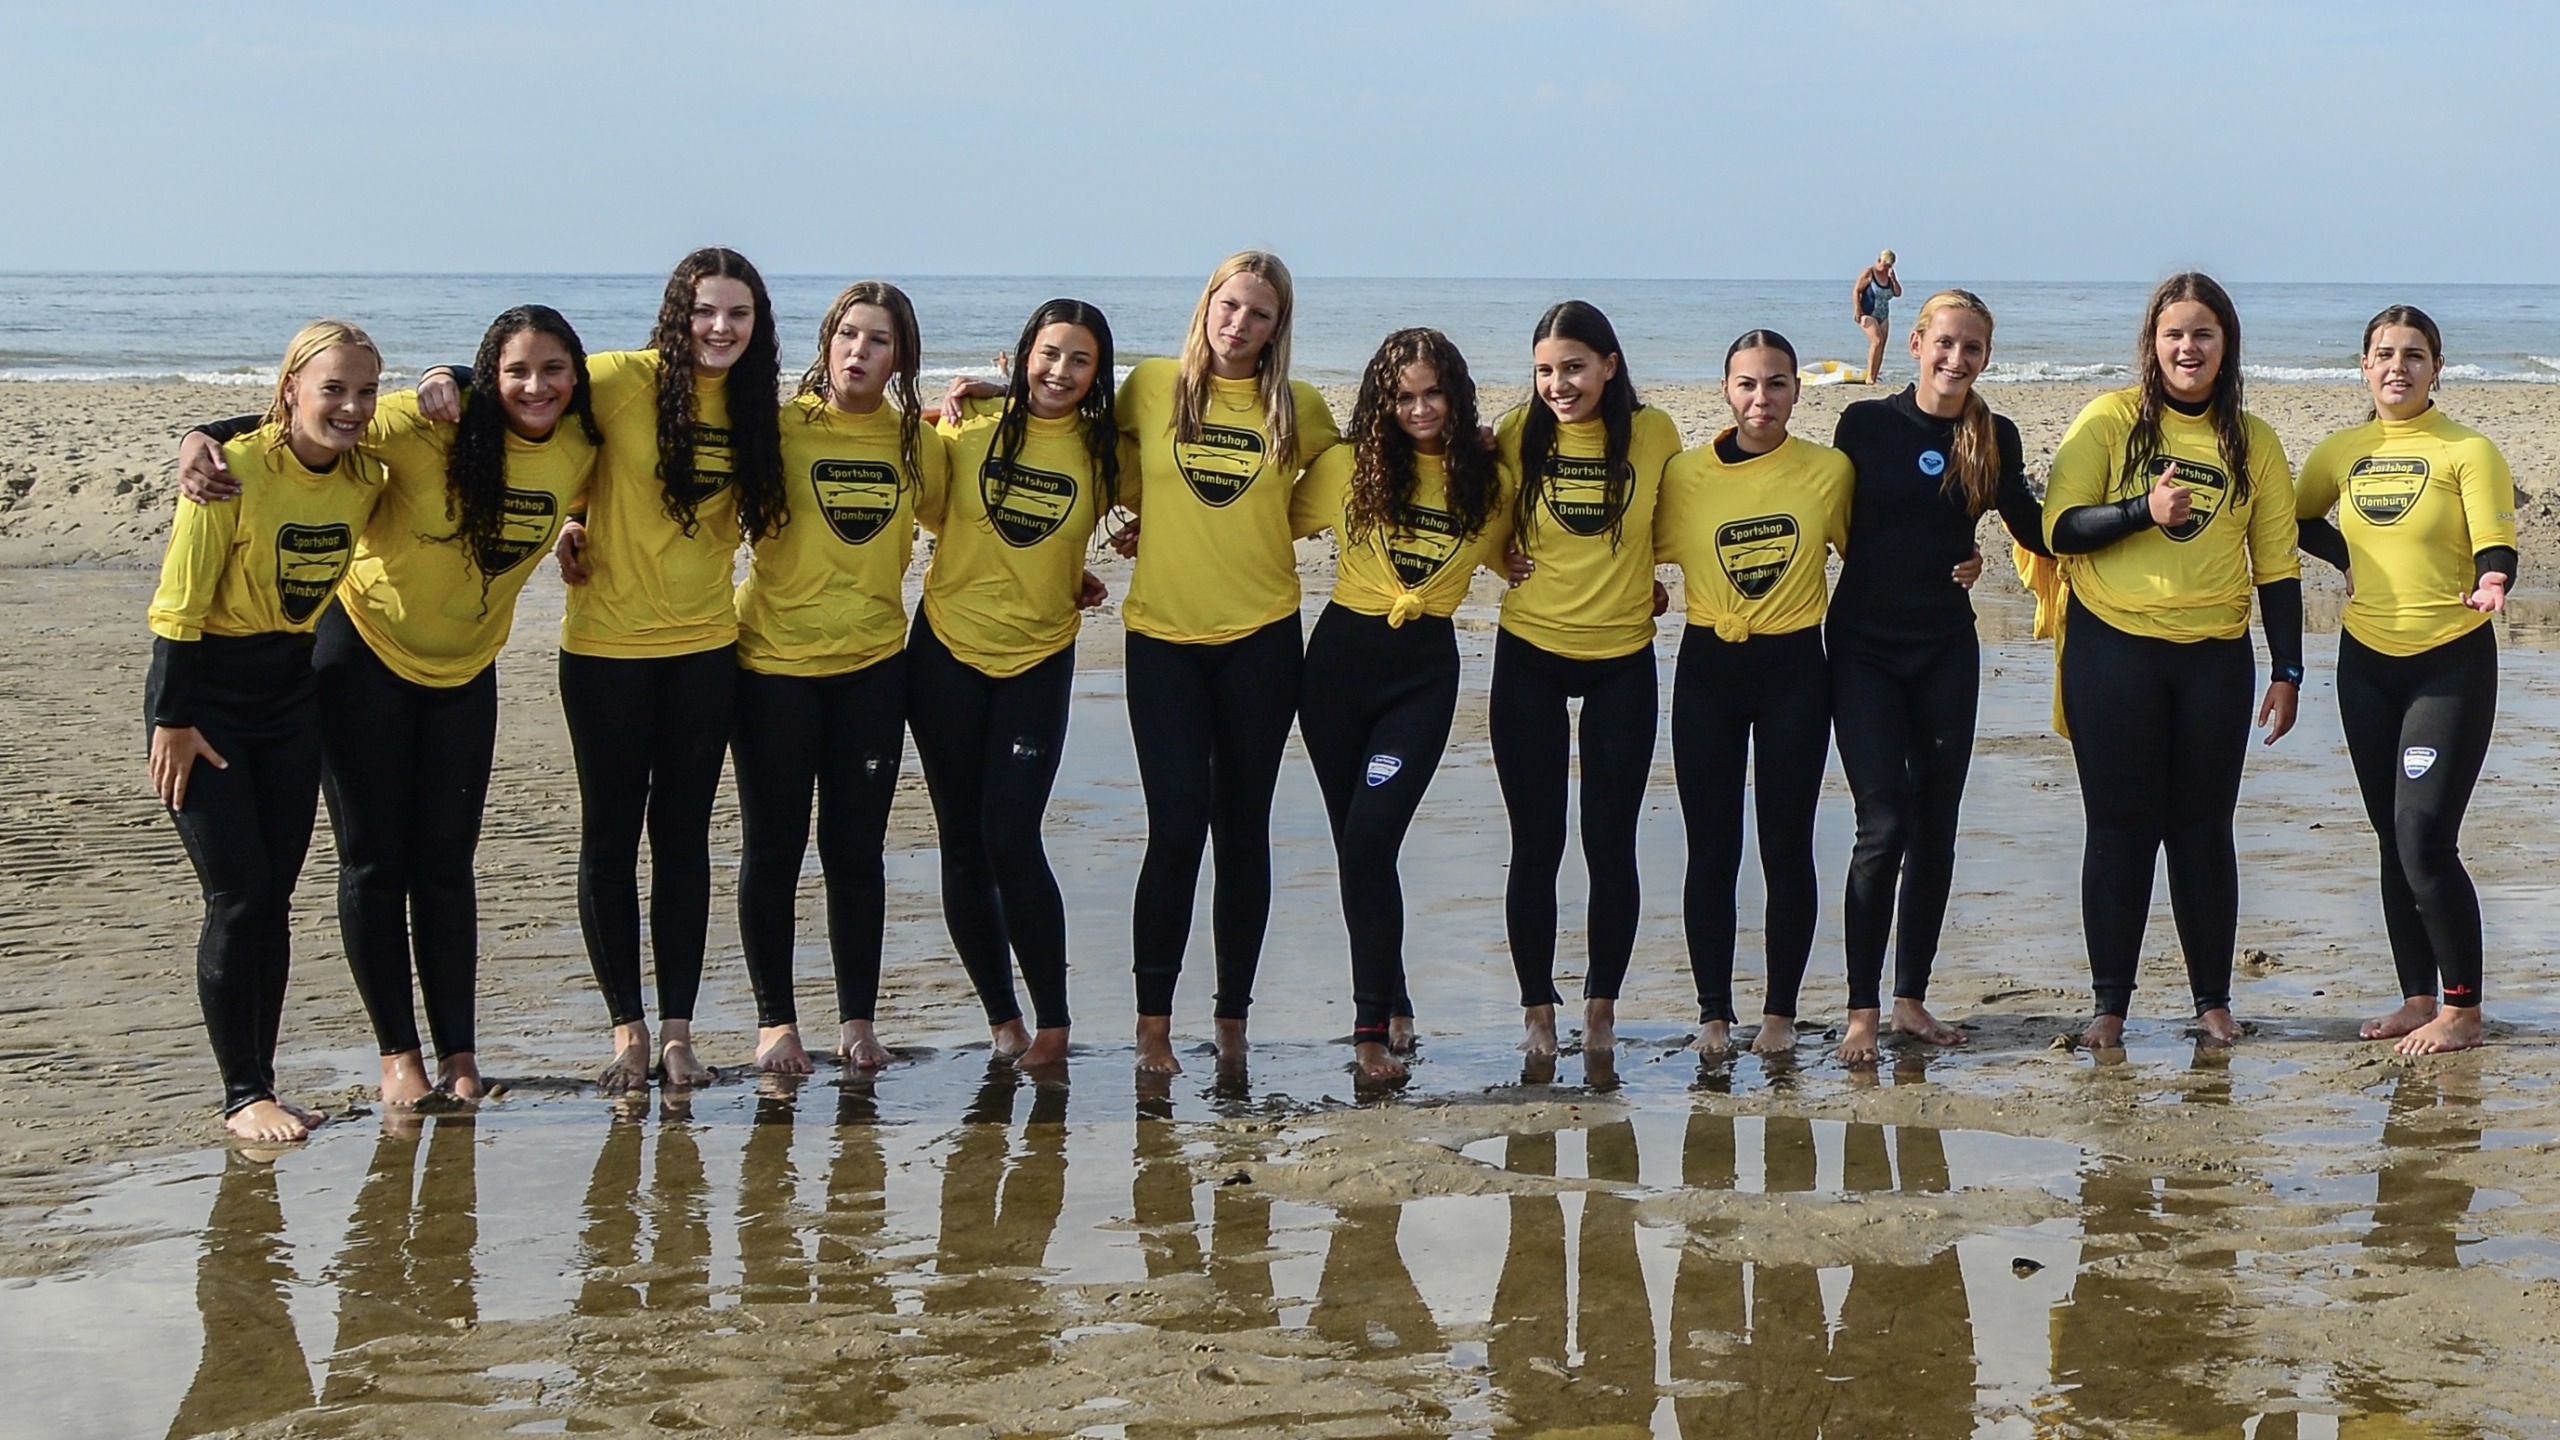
top-left (5, 377), bottom-right (2560, 1437)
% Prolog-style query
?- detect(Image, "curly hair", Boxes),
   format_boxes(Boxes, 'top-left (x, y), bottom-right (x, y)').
top-left (1343, 328), bottom-right (1497, 545)
top-left (446, 305), bottom-right (599, 599)
top-left (988, 298), bottom-right (1120, 514)
top-left (1515, 300), bottom-right (1640, 547)
top-left (2124, 271), bottom-right (2257, 504)
top-left (797, 280), bottom-right (925, 488)
top-left (1174, 250), bottom-right (1301, 468)
top-left (648, 246), bottom-right (785, 540)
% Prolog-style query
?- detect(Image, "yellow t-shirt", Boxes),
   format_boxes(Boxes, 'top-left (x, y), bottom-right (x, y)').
top-left (2295, 406), bottom-right (2519, 657)
top-left (1289, 444), bottom-right (1515, 626)
top-left (734, 394), bottom-right (948, 677)
top-left (562, 349), bottom-right (745, 658)
top-left (336, 389), bottom-right (595, 686)
top-left (1655, 432), bottom-right (1854, 641)
top-left (148, 425), bottom-right (386, 640)
top-left (923, 409), bottom-right (1125, 677)
top-left (1495, 404), bottom-right (1685, 659)
top-left (1115, 356), bottom-right (1342, 643)
top-left (2041, 389), bottom-right (2300, 642)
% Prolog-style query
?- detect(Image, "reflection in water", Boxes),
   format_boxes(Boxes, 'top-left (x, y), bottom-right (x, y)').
top-left (167, 1155), bottom-right (314, 1440)
top-left (2369, 1067), bottom-right (2482, 1269)
top-left (320, 1118), bottom-right (480, 1405)
top-left (2056, 1155), bottom-right (2247, 1432)
top-left (926, 1066), bottom-right (1069, 1378)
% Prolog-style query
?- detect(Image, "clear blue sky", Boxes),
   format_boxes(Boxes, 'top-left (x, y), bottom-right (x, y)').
top-left (8, 1), bottom-right (2553, 281)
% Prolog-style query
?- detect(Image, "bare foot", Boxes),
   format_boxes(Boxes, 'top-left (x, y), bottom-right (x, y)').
top-left (1018, 1025), bottom-right (1071, 1068)
top-left (836, 1020), bottom-right (892, 1071)
top-left (1583, 998), bottom-right (1618, 1053)
top-left (380, 1049), bottom-right (435, 1108)
top-left (1354, 1040), bottom-right (1408, 1081)
top-left (2193, 1008), bottom-right (2240, 1048)
top-left (1838, 1009), bottom-right (1883, 1066)
top-left (1750, 1016), bottom-right (1797, 1056)
top-left (1520, 1004), bottom-right (1559, 1058)
top-left (1135, 1015), bottom-right (1182, 1074)
top-left (599, 1021), bottom-right (652, 1092)
top-left (437, 1052), bottom-right (488, 1103)
top-left (990, 1019), bottom-right (1032, 1061)
top-left (1387, 1015), bottom-right (1418, 1055)
top-left (2396, 1005), bottom-right (2483, 1057)
top-left (226, 1098), bottom-right (324, 1145)
top-left (660, 1020), bottom-right (714, 1086)
top-left (2361, 995), bottom-right (2440, 1041)
top-left (1584, 1044), bottom-right (1620, 1091)
top-left (755, 1024), bottom-right (815, 1075)
top-left (1214, 1017), bottom-right (1249, 1059)
top-left (1891, 998), bottom-right (1966, 1046)
top-left (1693, 1019), bottom-right (1733, 1057)
top-left (2079, 1013), bottom-right (2126, 1050)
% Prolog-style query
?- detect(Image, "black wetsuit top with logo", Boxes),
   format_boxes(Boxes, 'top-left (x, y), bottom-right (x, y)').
top-left (1827, 386), bottom-right (2046, 644)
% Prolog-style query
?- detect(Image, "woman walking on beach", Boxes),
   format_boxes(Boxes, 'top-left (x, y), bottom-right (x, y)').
top-left (1290, 328), bottom-right (1515, 1080)
top-left (1496, 301), bottom-right (1683, 1058)
top-left (150, 320), bottom-right (386, 1142)
top-left (1852, 250), bottom-right (1901, 384)
top-left (2042, 271), bottom-right (2302, 1048)
top-left (731, 282), bottom-right (948, 1074)
top-left (1827, 290), bottom-right (2049, 1066)
top-left (1656, 330), bottom-right (1852, 1059)
top-left (913, 299), bottom-right (1122, 1072)
top-left (177, 307), bottom-right (602, 1108)
top-left (2295, 306), bottom-right (2517, 1057)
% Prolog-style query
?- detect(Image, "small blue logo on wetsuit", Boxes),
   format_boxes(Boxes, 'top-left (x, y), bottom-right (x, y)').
top-left (1918, 450), bottom-right (1947, 476)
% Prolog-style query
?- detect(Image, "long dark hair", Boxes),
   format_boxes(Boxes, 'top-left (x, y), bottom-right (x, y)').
top-left (2125, 271), bottom-right (2256, 503)
top-left (989, 299), bottom-right (1121, 513)
top-left (1516, 300), bottom-right (1640, 545)
top-left (447, 306), bottom-right (599, 587)
top-left (2361, 304), bottom-right (2444, 421)
top-left (797, 280), bottom-right (926, 487)
top-left (648, 246), bottom-right (785, 539)
top-left (1345, 328), bottom-right (1498, 544)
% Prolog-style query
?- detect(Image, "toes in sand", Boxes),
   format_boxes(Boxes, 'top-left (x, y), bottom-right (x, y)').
top-left (1354, 1040), bottom-right (1408, 1082)
top-left (660, 1040), bottom-right (715, 1088)
top-left (1134, 1016), bottom-right (1182, 1075)
top-left (1750, 1016), bottom-right (1798, 1056)
top-left (2362, 995), bottom-right (2441, 1041)
top-left (1519, 1006), bottom-right (1560, 1058)
top-left (755, 1025), bottom-right (814, 1076)
top-left (2079, 1014), bottom-right (2127, 1051)
top-left (226, 1098), bottom-right (321, 1145)
top-left (1838, 1010), bottom-right (1883, 1066)
top-left (597, 1042), bottom-right (652, 1092)
top-left (1693, 1019), bottom-right (1733, 1057)
top-left (2396, 1006), bottom-right (2484, 1057)
top-left (1891, 999), bottom-right (1967, 1046)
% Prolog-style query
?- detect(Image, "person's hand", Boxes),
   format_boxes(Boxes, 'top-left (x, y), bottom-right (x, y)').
top-left (1076, 569), bottom-right (1107, 610)
top-left (417, 368), bottom-right (463, 424)
top-left (2257, 679), bottom-right (2298, 745)
top-left (1503, 544), bottom-right (1534, 586)
top-left (555, 519), bottom-right (591, 585)
top-left (2147, 461), bottom-right (2194, 528)
top-left (1652, 579), bottom-right (1671, 617)
top-left (1952, 546), bottom-right (1984, 590)
top-left (176, 431), bottom-right (239, 503)
top-left (939, 375), bottom-right (1004, 420)
top-left (2467, 572), bottom-right (2510, 614)
top-left (149, 725), bottom-right (225, 810)
top-left (1103, 513), bottom-right (1139, 559)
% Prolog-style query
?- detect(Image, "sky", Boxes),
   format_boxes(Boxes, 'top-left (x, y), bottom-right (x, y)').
top-left (6, 0), bottom-right (2555, 282)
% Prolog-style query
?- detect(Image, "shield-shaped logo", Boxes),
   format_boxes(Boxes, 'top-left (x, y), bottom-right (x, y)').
top-left (983, 460), bottom-right (1078, 548)
top-left (2146, 454), bottom-right (2230, 543)
top-left (2404, 746), bottom-right (2438, 779)
top-left (2347, 456), bottom-right (2429, 526)
top-left (1364, 754), bottom-right (1404, 787)
top-left (476, 488), bottom-right (559, 576)
top-left (276, 522), bottom-right (354, 623)
top-left (1386, 506), bottom-right (1464, 587)
top-left (1176, 424), bottom-right (1265, 506)
top-left (1716, 514), bottom-right (1800, 599)
top-left (812, 460), bottom-right (902, 544)
top-left (671, 422), bottom-right (737, 505)
top-left (1543, 455), bottom-right (1623, 537)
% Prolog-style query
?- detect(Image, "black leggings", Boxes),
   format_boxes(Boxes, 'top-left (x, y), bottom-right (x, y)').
top-left (732, 654), bottom-right (905, 1027)
top-left (907, 611), bottom-right (1075, 1031)
top-left (1829, 626), bottom-right (1978, 1011)
top-left (1298, 605), bottom-right (1459, 1039)
top-left (314, 607), bottom-right (496, 1060)
top-left (1489, 627), bottom-right (1659, 1008)
top-left (153, 635), bottom-right (323, 1114)
top-left (1673, 625), bottom-right (1831, 1024)
top-left (557, 645), bottom-right (736, 1027)
top-left (1126, 614), bottom-right (1302, 1019)
top-left (2337, 626), bottom-right (2497, 1006)
top-left (2061, 598), bottom-right (2252, 1019)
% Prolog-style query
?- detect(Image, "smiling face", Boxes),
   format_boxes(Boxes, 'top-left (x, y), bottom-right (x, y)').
top-left (284, 343), bottom-right (381, 462)
top-left (494, 328), bottom-right (576, 439)
top-left (2363, 323), bottom-right (2440, 420)
top-left (826, 302), bottom-right (899, 414)
top-left (1204, 273), bottom-right (1281, 380)
top-left (2153, 299), bottom-right (2226, 403)
top-left (690, 275), bottom-right (757, 373)
top-left (1023, 322), bottom-right (1100, 420)
top-left (1392, 360), bottom-right (1451, 454)
top-left (1533, 336), bottom-right (1618, 425)
top-left (1721, 346), bottom-right (1798, 449)
top-left (1909, 306), bottom-right (1991, 414)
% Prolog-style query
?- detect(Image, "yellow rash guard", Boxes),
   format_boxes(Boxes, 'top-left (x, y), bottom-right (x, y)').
top-left (337, 388), bottom-right (594, 686)
top-left (562, 349), bottom-right (745, 658)
top-left (2296, 406), bottom-right (2519, 657)
top-left (2041, 388), bottom-right (2299, 641)
top-left (1289, 443), bottom-right (1515, 626)
top-left (735, 394), bottom-right (948, 676)
top-left (1115, 356), bottom-right (1341, 643)
top-left (924, 409), bottom-right (1127, 676)
top-left (1655, 432), bottom-right (1854, 641)
top-left (149, 424), bottom-right (386, 640)
top-left (1494, 404), bottom-right (1684, 659)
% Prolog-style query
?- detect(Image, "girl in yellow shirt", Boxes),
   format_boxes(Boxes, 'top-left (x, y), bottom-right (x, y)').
top-left (147, 320), bottom-right (387, 1144)
top-left (2295, 306), bottom-right (2518, 1057)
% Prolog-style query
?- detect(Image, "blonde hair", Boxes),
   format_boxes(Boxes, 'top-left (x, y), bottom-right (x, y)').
top-left (1878, 249), bottom-right (1896, 266)
top-left (262, 319), bottom-right (383, 436)
top-left (1175, 250), bottom-right (1300, 468)
top-left (1909, 290), bottom-right (2001, 515)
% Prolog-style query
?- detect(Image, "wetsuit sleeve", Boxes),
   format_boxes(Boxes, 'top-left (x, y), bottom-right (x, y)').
top-left (2049, 495), bottom-right (2155, 553)
top-left (1992, 417), bottom-right (2049, 557)
top-left (2042, 403), bottom-right (2129, 552)
top-left (2478, 545), bottom-right (2519, 588)
top-left (2256, 576), bottom-right (2303, 675)
top-left (148, 635), bottom-right (203, 729)
top-left (2295, 516), bottom-right (2351, 572)
top-left (188, 414), bottom-right (261, 442)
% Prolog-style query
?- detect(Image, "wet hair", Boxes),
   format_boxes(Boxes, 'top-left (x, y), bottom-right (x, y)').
top-left (2360, 305), bottom-right (2445, 420)
top-left (797, 280), bottom-right (926, 489)
top-left (263, 318), bottom-right (382, 440)
top-left (1175, 250), bottom-right (1301, 468)
top-left (2126, 271), bottom-right (2257, 503)
top-left (1515, 300), bottom-right (1641, 546)
top-left (1723, 328), bottom-right (1800, 372)
top-left (647, 246), bottom-right (786, 540)
top-left (989, 299), bottom-right (1121, 515)
top-left (446, 306), bottom-right (599, 592)
top-left (1908, 290), bottom-right (2004, 516)
top-left (1343, 328), bottom-right (1498, 545)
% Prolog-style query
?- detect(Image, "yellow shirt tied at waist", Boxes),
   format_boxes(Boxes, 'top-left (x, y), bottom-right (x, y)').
top-left (2296, 406), bottom-right (2518, 657)
top-left (563, 349), bottom-right (745, 659)
top-left (924, 410), bottom-right (1126, 677)
top-left (1290, 446), bottom-right (1516, 627)
top-left (2041, 388), bottom-right (2300, 643)
top-left (1656, 432), bottom-right (1854, 641)
top-left (1115, 357), bottom-right (1341, 643)
top-left (149, 424), bottom-right (386, 640)
top-left (1495, 404), bottom-right (1685, 660)
top-left (337, 388), bottom-right (595, 686)
top-left (735, 395), bottom-right (949, 677)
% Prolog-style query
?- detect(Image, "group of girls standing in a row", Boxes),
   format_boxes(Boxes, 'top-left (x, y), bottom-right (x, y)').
top-left (151, 250), bottom-right (2517, 1143)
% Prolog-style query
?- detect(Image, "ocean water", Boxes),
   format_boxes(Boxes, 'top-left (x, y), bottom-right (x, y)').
top-left (2, 273), bottom-right (2556, 388)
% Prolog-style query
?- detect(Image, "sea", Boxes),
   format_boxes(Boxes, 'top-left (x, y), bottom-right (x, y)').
top-left (3, 273), bottom-right (2557, 389)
